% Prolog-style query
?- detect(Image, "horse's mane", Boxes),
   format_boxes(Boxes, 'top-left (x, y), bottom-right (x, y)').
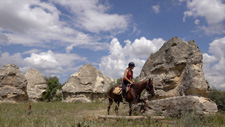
top-left (132, 80), bottom-right (147, 89)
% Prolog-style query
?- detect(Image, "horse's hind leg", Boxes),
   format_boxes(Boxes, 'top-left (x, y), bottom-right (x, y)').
top-left (107, 98), bottom-right (113, 115)
top-left (114, 101), bottom-right (120, 115)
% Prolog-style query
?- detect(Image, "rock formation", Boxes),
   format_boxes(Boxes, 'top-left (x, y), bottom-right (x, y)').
top-left (139, 37), bottom-right (209, 98)
top-left (25, 68), bottom-right (47, 101)
top-left (62, 64), bottom-right (115, 103)
top-left (0, 64), bottom-right (28, 102)
top-left (143, 96), bottom-right (218, 117)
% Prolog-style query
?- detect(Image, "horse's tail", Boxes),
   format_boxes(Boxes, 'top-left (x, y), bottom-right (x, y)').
top-left (105, 87), bottom-right (115, 100)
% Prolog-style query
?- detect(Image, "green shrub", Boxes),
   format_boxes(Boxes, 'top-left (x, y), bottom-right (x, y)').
top-left (42, 76), bottom-right (62, 101)
top-left (208, 89), bottom-right (225, 111)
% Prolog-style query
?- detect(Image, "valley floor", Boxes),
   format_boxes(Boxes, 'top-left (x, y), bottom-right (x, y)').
top-left (0, 101), bottom-right (224, 127)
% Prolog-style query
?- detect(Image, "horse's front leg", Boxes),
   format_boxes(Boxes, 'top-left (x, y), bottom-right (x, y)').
top-left (129, 102), bottom-right (132, 116)
top-left (138, 99), bottom-right (147, 113)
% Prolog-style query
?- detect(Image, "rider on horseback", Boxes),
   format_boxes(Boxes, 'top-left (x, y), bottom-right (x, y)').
top-left (122, 62), bottom-right (135, 99)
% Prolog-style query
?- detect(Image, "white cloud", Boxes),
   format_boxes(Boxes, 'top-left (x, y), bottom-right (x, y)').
top-left (24, 50), bottom-right (60, 71)
top-left (65, 32), bottom-right (109, 53)
top-left (52, 0), bottom-right (130, 33)
top-left (99, 37), bottom-right (165, 78)
top-left (0, 32), bottom-right (8, 45)
top-left (183, 0), bottom-right (225, 24)
top-left (182, 0), bottom-right (225, 34)
top-left (0, 0), bottom-right (125, 52)
top-left (152, 5), bottom-right (160, 14)
top-left (219, 83), bottom-right (225, 90)
top-left (0, 0), bottom-right (75, 46)
top-left (203, 53), bottom-right (217, 64)
top-left (0, 50), bottom-right (86, 81)
top-left (200, 24), bottom-right (225, 35)
top-left (0, 52), bottom-right (25, 68)
top-left (203, 37), bottom-right (225, 90)
top-left (22, 49), bottom-right (42, 55)
top-left (24, 50), bottom-right (87, 74)
top-left (194, 19), bottom-right (200, 25)
top-left (209, 37), bottom-right (225, 58)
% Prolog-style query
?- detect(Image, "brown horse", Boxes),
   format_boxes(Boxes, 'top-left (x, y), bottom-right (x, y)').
top-left (107, 78), bottom-right (155, 116)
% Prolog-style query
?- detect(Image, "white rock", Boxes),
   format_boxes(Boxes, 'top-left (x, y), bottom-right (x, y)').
top-left (25, 68), bottom-right (47, 101)
top-left (62, 64), bottom-right (115, 102)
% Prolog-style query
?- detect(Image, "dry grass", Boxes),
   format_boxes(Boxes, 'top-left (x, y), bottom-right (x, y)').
top-left (0, 101), bottom-right (224, 127)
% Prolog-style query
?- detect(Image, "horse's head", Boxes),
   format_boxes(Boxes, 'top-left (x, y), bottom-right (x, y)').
top-left (146, 78), bottom-right (155, 96)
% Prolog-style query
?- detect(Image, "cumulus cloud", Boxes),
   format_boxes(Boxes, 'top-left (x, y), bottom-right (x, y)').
top-left (24, 50), bottom-right (87, 74)
top-left (0, 32), bottom-right (8, 45)
top-left (194, 19), bottom-right (200, 25)
top-left (22, 49), bottom-right (42, 55)
top-left (152, 5), bottom-right (160, 14)
top-left (203, 37), bottom-right (225, 90)
top-left (0, 0), bottom-right (77, 46)
top-left (52, 0), bottom-right (130, 33)
top-left (0, 52), bottom-right (25, 67)
top-left (182, 0), bottom-right (225, 34)
top-left (0, 50), bottom-right (86, 82)
top-left (99, 37), bottom-right (165, 78)
top-left (0, 0), bottom-right (129, 52)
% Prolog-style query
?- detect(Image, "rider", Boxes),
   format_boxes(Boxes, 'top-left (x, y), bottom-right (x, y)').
top-left (122, 62), bottom-right (135, 98)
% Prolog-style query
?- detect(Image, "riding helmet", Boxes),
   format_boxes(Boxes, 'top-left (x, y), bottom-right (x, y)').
top-left (128, 62), bottom-right (135, 67)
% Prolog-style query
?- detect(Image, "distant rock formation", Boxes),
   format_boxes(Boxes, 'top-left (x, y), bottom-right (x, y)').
top-left (0, 64), bottom-right (28, 102)
top-left (143, 96), bottom-right (218, 117)
top-left (139, 37), bottom-right (209, 98)
top-left (25, 68), bottom-right (47, 101)
top-left (62, 64), bottom-right (115, 103)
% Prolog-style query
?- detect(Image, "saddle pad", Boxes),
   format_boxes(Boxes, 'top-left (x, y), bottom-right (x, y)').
top-left (113, 87), bottom-right (122, 95)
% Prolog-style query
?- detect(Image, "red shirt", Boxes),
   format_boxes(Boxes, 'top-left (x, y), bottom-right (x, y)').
top-left (123, 69), bottom-right (133, 81)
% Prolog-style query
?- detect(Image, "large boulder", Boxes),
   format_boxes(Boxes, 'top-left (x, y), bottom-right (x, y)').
top-left (25, 68), bottom-right (47, 101)
top-left (139, 37), bottom-right (209, 98)
top-left (62, 64), bottom-right (115, 103)
top-left (0, 64), bottom-right (28, 102)
top-left (143, 96), bottom-right (218, 117)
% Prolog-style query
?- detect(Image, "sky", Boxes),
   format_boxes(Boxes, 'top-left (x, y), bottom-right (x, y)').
top-left (0, 0), bottom-right (225, 90)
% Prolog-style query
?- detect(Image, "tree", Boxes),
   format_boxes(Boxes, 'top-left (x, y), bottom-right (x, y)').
top-left (209, 89), bottom-right (225, 111)
top-left (42, 76), bottom-right (62, 101)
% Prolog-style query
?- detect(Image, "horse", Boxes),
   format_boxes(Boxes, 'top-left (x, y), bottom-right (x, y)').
top-left (107, 78), bottom-right (155, 116)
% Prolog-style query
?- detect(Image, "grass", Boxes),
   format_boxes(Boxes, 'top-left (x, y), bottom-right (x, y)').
top-left (0, 101), bottom-right (225, 127)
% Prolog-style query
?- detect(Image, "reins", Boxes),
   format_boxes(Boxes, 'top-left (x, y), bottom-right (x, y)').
top-left (146, 79), bottom-right (150, 90)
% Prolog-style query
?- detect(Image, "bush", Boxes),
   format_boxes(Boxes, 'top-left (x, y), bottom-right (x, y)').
top-left (208, 89), bottom-right (225, 111)
top-left (42, 76), bottom-right (62, 101)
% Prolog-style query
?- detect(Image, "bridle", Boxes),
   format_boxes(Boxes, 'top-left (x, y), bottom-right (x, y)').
top-left (146, 78), bottom-right (154, 95)
top-left (146, 79), bottom-right (151, 91)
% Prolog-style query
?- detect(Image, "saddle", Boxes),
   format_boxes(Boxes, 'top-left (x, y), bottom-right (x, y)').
top-left (113, 85), bottom-right (131, 95)
top-left (113, 87), bottom-right (122, 95)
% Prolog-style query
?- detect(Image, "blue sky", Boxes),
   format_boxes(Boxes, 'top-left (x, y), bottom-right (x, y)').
top-left (0, 0), bottom-right (225, 90)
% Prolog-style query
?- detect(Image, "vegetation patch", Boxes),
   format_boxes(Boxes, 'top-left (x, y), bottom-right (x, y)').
top-left (0, 101), bottom-right (225, 127)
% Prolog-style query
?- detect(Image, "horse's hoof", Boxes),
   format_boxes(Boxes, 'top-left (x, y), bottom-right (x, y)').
top-left (142, 109), bottom-right (146, 113)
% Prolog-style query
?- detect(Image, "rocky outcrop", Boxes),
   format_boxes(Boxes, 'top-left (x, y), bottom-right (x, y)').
top-left (0, 64), bottom-right (28, 102)
top-left (143, 96), bottom-right (218, 117)
top-left (25, 68), bottom-right (47, 101)
top-left (139, 37), bottom-right (209, 98)
top-left (62, 64), bottom-right (115, 103)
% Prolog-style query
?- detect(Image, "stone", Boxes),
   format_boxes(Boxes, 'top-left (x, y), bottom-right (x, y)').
top-left (143, 96), bottom-right (218, 117)
top-left (25, 68), bottom-right (47, 101)
top-left (139, 37), bottom-right (209, 98)
top-left (62, 64), bottom-right (115, 103)
top-left (0, 64), bottom-right (28, 102)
